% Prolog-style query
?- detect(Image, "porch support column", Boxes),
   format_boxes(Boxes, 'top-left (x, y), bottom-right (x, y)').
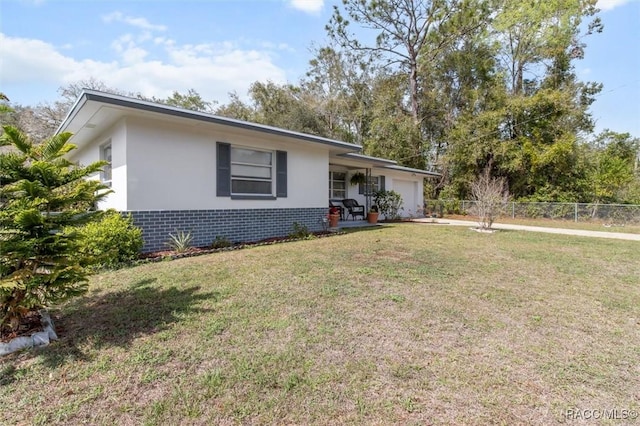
top-left (365, 168), bottom-right (371, 213)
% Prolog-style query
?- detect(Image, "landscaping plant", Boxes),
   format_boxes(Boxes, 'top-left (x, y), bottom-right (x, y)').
top-left (73, 210), bottom-right (143, 268)
top-left (166, 230), bottom-right (194, 253)
top-left (470, 166), bottom-right (509, 230)
top-left (0, 125), bottom-right (110, 331)
top-left (289, 222), bottom-right (313, 239)
top-left (374, 190), bottom-right (403, 220)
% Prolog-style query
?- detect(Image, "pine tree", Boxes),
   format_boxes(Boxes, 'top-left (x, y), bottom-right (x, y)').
top-left (0, 125), bottom-right (110, 331)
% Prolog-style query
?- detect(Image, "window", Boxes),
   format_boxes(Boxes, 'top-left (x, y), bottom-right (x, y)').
top-left (217, 142), bottom-right (286, 198)
top-left (329, 171), bottom-right (346, 199)
top-left (231, 147), bottom-right (273, 195)
top-left (101, 143), bottom-right (112, 187)
top-left (359, 176), bottom-right (384, 195)
top-left (368, 176), bottom-right (381, 193)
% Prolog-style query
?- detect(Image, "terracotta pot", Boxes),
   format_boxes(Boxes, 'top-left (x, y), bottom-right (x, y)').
top-left (329, 214), bottom-right (340, 228)
top-left (367, 212), bottom-right (379, 224)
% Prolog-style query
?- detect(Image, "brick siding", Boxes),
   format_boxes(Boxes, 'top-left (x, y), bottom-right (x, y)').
top-left (126, 208), bottom-right (327, 253)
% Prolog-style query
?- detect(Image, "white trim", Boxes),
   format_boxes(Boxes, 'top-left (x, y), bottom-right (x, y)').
top-left (100, 140), bottom-right (112, 187)
top-left (329, 171), bottom-right (347, 199)
top-left (230, 145), bottom-right (274, 196)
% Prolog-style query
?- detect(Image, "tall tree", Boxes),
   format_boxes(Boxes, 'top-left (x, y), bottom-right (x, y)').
top-left (153, 88), bottom-right (216, 113)
top-left (441, 0), bottom-right (603, 200)
top-left (248, 81), bottom-right (328, 136)
top-left (215, 91), bottom-right (256, 122)
top-left (0, 126), bottom-right (110, 331)
top-left (2, 79), bottom-right (131, 143)
top-left (587, 130), bottom-right (640, 204)
top-left (303, 45), bottom-right (374, 143)
top-left (327, 0), bottom-right (490, 169)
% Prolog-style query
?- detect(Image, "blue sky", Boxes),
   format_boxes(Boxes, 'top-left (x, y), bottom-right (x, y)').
top-left (1, 0), bottom-right (638, 137)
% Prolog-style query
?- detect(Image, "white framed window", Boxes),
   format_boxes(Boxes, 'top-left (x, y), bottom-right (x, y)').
top-left (329, 171), bottom-right (346, 199)
top-left (231, 146), bottom-right (273, 195)
top-left (101, 143), bottom-right (112, 187)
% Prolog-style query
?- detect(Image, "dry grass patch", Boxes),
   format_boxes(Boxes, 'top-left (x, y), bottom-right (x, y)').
top-left (1, 224), bottom-right (639, 425)
top-left (447, 214), bottom-right (640, 234)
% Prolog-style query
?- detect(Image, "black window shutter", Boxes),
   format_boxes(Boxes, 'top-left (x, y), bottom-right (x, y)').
top-left (358, 181), bottom-right (364, 194)
top-left (276, 150), bottom-right (287, 197)
top-left (217, 142), bottom-right (231, 196)
top-left (380, 176), bottom-right (386, 191)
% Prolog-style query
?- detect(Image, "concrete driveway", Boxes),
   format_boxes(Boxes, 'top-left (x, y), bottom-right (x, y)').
top-left (412, 218), bottom-right (640, 241)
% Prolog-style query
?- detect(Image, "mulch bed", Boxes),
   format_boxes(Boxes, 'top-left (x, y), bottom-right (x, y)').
top-left (0, 310), bottom-right (44, 343)
top-left (138, 230), bottom-right (341, 262)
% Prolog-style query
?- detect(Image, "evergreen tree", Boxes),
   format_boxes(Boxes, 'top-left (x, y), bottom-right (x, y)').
top-left (0, 126), bottom-right (110, 331)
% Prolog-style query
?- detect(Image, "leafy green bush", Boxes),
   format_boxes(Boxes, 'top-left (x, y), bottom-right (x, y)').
top-left (436, 186), bottom-right (464, 214)
top-left (289, 222), bottom-right (312, 239)
top-left (374, 190), bottom-right (403, 220)
top-left (211, 236), bottom-right (233, 249)
top-left (74, 210), bottom-right (143, 268)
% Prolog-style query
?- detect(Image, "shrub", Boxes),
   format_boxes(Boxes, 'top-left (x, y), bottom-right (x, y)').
top-left (374, 190), bottom-right (403, 220)
top-left (470, 167), bottom-right (509, 230)
top-left (211, 236), bottom-right (233, 249)
top-left (74, 210), bottom-right (143, 268)
top-left (289, 222), bottom-right (312, 239)
top-left (166, 230), bottom-right (193, 253)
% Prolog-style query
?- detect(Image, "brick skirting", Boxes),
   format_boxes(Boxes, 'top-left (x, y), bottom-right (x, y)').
top-left (126, 208), bottom-right (327, 253)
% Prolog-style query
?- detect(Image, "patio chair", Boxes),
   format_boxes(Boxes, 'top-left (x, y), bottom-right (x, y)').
top-left (341, 199), bottom-right (365, 220)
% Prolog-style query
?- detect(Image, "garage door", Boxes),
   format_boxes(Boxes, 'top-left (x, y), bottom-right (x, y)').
top-left (393, 180), bottom-right (417, 217)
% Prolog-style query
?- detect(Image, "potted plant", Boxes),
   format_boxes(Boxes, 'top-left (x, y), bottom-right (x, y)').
top-left (328, 206), bottom-right (340, 228)
top-left (367, 205), bottom-right (379, 224)
top-left (349, 171), bottom-right (366, 186)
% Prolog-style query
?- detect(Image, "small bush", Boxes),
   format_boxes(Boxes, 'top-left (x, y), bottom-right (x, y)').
top-left (470, 167), bottom-right (509, 230)
top-left (211, 236), bottom-right (233, 249)
top-left (166, 230), bottom-right (193, 253)
top-left (289, 222), bottom-right (312, 239)
top-left (374, 190), bottom-right (403, 220)
top-left (75, 210), bottom-right (143, 268)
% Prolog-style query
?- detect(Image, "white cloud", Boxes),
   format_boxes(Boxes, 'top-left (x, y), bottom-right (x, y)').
top-left (102, 11), bottom-right (167, 32)
top-left (288, 0), bottom-right (325, 14)
top-left (596, 0), bottom-right (637, 11)
top-left (0, 33), bottom-right (287, 106)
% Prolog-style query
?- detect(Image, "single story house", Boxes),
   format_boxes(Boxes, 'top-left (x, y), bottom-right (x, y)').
top-left (57, 90), bottom-right (439, 252)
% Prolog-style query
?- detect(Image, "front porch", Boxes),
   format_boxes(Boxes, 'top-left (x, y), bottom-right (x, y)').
top-left (322, 217), bottom-right (382, 232)
top-left (336, 219), bottom-right (381, 229)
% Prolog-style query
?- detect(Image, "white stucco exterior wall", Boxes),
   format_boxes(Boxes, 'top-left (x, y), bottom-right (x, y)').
top-left (69, 119), bottom-right (128, 210)
top-left (125, 117), bottom-right (329, 210)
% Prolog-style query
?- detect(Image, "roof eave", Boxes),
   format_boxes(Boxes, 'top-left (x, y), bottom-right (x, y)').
top-left (56, 92), bottom-right (90, 135)
top-left (58, 90), bottom-right (362, 152)
top-left (381, 164), bottom-right (441, 178)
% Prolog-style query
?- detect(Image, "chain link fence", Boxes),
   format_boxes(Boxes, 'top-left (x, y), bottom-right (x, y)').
top-left (424, 200), bottom-right (640, 225)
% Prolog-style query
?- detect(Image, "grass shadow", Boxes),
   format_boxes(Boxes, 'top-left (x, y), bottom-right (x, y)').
top-left (0, 365), bottom-right (17, 386)
top-left (11, 278), bottom-right (219, 368)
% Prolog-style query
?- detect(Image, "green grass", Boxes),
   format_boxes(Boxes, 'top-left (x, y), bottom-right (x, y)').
top-left (2, 224), bottom-right (639, 425)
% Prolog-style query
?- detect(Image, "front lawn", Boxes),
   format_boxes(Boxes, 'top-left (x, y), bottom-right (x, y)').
top-left (2, 224), bottom-right (639, 425)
